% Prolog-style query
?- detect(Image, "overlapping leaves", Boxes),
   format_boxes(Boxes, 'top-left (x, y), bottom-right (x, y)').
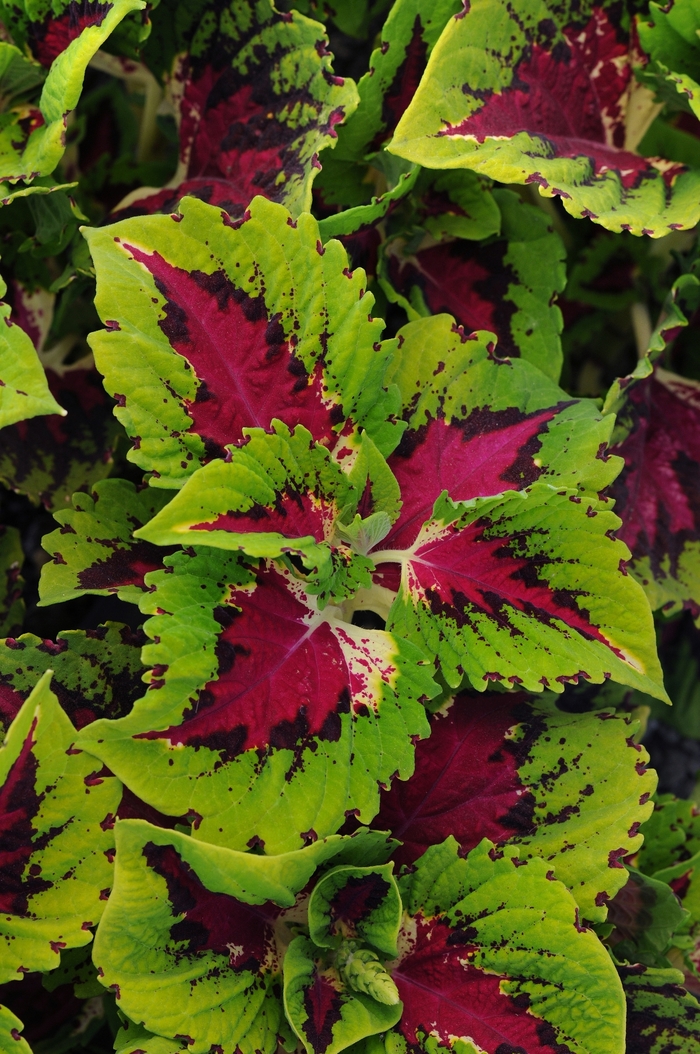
top-left (389, 0), bottom-right (700, 235)
top-left (85, 195), bottom-right (400, 486)
top-left (119, 0), bottom-right (357, 220)
top-left (374, 691), bottom-right (657, 921)
top-left (77, 548), bottom-right (435, 852)
top-left (0, 670), bottom-right (120, 982)
top-left (93, 820), bottom-right (625, 1054)
top-left (0, 0), bottom-right (145, 184)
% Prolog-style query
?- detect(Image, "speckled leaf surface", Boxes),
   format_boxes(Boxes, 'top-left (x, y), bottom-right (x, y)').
top-left (364, 318), bottom-right (664, 698)
top-left (0, 0), bottom-right (144, 183)
top-left (0, 670), bottom-right (121, 983)
top-left (0, 623), bottom-right (145, 732)
top-left (84, 195), bottom-right (401, 487)
top-left (0, 1005), bottom-right (30, 1054)
top-left (609, 366), bottom-right (700, 620)
top-left (77, 548), bottom-right (436, 853)
top-left (382, 189), bottom-right (566, 381)
top-left (308, 864), bottom-right (401, 955)
top-left (389, 0), bottom-right (700, 235)
top-left (0, 276), bottom-right (62, 430)
top-left (390, 838), bottom-right (625, 1054)
top-left (332, 0), bottom-right (462, 162)
top-left (620, 964), bottom-right (700, 1053)
top-left (375, 692), bottom-right (656, 922)
top-left (125, 0), bottom-right (357, 221)
top-left (39, 479), bottom-right (174, 606)
top-left (638, 0), bottom-right (700, 121)
top-left (637, 795), bottom-right (700, 876)
top-left (383, 316), bottom-right (621, 497)
top-left (0, 527), bottom-right (24, 638)
top-left (135, 424), bottom-right (400, 604)
top-left (0, 362), bottom-right (121, 510)
top-left (93, 820), bottom-right (394, 1054)
top-left (379, 483), bottom-right (666, 698)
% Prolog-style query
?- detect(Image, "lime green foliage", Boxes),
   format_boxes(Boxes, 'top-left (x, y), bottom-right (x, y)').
top-left (608, 867), bottom-right (688, 966)
top-left (0, 1005), bottom-right (30, 1054)
top-left (620, 964), bottom-right (700, 1052)
top-left (382, 188), bottom-right (566, 380)
top-left (639, 796), bottom-right (700, 876)
top-left (284, 936), bottom-right (402, 1054)
top-left (93, 820), bottom-right (394, 1054)
top-left (397, 839), bottom-right (627, 1054)
top-left (114, 1022), bottom-right (190, 1054)
top-left (135, 423), bottom-right (399, 603)
top-left (39, 479), bottom-right (172, 606)
top-left (0, 622), bottom-right (145, 731)
top-left (0, 671), bottom-right (121, 983)
top-left (77, 547), bottom-right (436, 852)
top-left (410, 169), bottom-right (501, 242)
top-left (84, 195), bottom-right (402, 486)
top-left (0, 276), bottom-right (62, 428)
top-left (0, 525), bottom-right (23, 637)
top-left (506, 702), bottom-right (657, 922)
top-left (389, 0), bottom-right (700, 235)
top-left (638, 0), bottom-right (700, 120)
top-left (0, 0), bottom-right (145, 183)
top-left (318, 167), bottom-right (420, 241)
top-left (386, 315), bottom-right (619, 492)
top-left (386, 484), bottom-right (668, 698)
top-left (332, 0), bottom-right (462, 161)
top-left (308, 865), bottom-right (402, 954)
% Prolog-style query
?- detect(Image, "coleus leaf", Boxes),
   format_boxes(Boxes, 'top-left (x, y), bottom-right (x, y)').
top-left (637, 846), bottom-right (700, 981)
top-left (0, 360), bottom-right (121, 510)
top-left (408, 168), bottom-right (501, 243)
top-left (379, 482), bottom-right (666, 698)
top-left (0, 0), bottom-right (145, 183)
top-left (0, 1005), bottom-right (30, 1054)
top-left (389, 0), bottom-right (700, 236)
top-left (382, 188), bottom-right (566, 381)
top-left (78, 548), bottom-right (436, 852)
top-left (84, 195), bottom-right (402, 487)
top-left (124, 0), bottom-right (357, 221)
top-left (606, 866), bottom-right (688, 966)
top-left (308, 864), bottom-right (401, 956)
top-left (135, 424), bottom-right (399, 603)
top-left (389, 838), bottom-right (625, 1054)
top-left (331, 0), bottom-right (463, 163)
top-left (0, 276), bottom-right (62, 429)
top-left (637, 794), bottom-right (700, 877)
top-left (92, 818), bottom-right (394, 1054)
top-left (602, 264), bottom-right (700, 417)
top-left (0, 527), bottom-right (23, 638)
top-left (115, 1020), bottom-right (189, 1054)
top-left (375, 691), bottom-right (656, 922)
top-left (317, 167), bottom-right (420, 242)
top-left (608, 365), bottom-right (700, 619)
top-left (637, 0), bottom-right (700, 121)
top-left (364, 317), bottom-right (665, 697)
top-left (39, 479), bottom-right (174, 606)
top-left (0, 669), bottom-right (121, 982)
top-left (0, 622), bottom-right (146, 732)
top-left (283, 935), bottom-right (402, 1054)
top-left (619, 964), bottom-right (700, 1054)
top-left (383, 315), bottom-right (620, 498)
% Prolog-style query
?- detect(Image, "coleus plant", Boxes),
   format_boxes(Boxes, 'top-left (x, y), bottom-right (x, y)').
top-left (3, 0), bottom-right (700, 1052)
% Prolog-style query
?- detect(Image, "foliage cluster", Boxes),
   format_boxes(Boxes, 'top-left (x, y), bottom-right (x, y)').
top-left (4, 0), bottom-right (700, 1052)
